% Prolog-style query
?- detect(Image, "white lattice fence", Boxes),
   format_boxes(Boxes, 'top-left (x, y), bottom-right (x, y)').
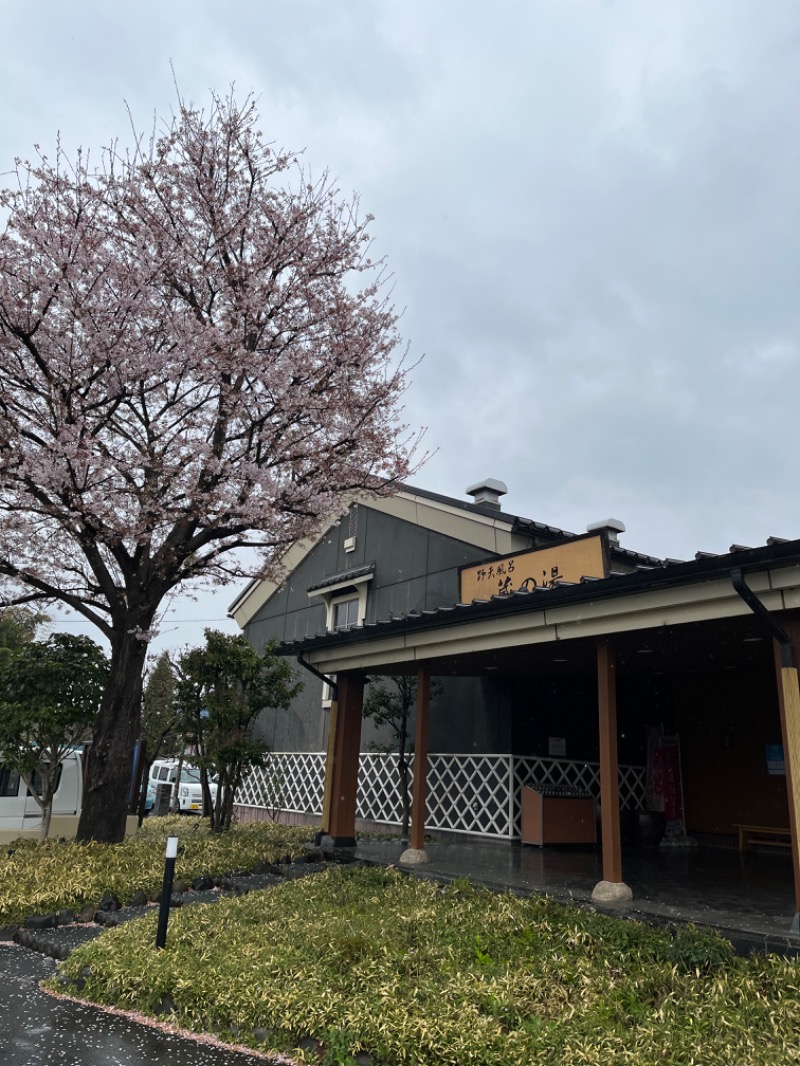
top-left (238, 752), bottom-right (646, 840)
top-left (512, 756), bottom-right (647, 839)
top-left (238, 752), bottom-right (325, 816)
top-left (426, 754), bottom-right (515, 837)
top-left (357, 753), bottom-right (410, 825)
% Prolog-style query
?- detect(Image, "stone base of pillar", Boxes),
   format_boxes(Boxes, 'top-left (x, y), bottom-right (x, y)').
top-left (328, 836), bottom-right (356, 848)
top-left (591, 879), bottom-right (633, 902)
top-left (399, 847), bottom-right (429, 865)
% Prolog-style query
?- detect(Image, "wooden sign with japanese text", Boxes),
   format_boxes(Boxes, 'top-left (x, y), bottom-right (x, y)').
top-left (459, 535), bottom-right (606, 604)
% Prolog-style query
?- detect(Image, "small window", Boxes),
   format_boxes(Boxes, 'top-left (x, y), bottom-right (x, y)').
top-left (333, 597), bottom-right (359, 631)
top-left (29, 764), bottom-right (63, 797)
top-left (0, 766), bottom-right (21, 798)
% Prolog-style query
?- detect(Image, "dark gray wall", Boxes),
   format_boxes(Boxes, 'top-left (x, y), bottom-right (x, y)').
top-left (244, 504), bottom-right (507, 753)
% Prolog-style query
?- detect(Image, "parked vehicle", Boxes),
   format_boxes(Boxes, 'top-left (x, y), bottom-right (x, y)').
top-left (1, 748), bottom-right (140, 841)
top-left (146, 759), bottom-right (218, 815)
top-left (0, 751), bottom-right (83, 841)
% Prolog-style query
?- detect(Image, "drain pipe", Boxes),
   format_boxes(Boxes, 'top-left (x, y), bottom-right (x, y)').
top-left (297, 655), bottom-right (338, 846)
top-left (296, 654), bottom-right (338, 700)
top-left (731, 569), bottom-right (793, 667)
top-left (731, 568), bottom-right (800, 933)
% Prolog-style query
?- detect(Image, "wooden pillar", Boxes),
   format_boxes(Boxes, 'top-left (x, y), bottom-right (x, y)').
top-left (320, 698), bottom-right (338, 836)
top-left (592, 639), bottom-right (632, 901)
top-left (772, 623), bottom-right (800, 925)
top-left (401, 666), bottom-right (431, 863)
top-left (325, 671), bottom-right (364, 846)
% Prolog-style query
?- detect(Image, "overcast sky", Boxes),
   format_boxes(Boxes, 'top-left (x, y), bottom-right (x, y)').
top-left (2, 0), bottom-right (799, 657)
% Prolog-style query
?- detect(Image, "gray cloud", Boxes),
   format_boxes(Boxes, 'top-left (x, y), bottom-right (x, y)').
top-left (2, 0), bottom-right (799, 653)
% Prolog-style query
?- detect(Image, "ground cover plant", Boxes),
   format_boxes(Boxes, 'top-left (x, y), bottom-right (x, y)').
top-left (0, 818), bottom-right (314, 925)
top-left (50, 866), bottom-right (800, 1066)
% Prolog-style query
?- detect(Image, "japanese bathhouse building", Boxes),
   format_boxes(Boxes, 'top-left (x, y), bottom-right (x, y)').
top-left (229, 479), bottom-right (800, 921)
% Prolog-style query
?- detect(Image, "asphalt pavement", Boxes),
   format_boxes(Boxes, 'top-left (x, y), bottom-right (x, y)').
top-left (0, 860), bottom-right (341, 1066)
top-left (0, 943), bottom-right (286, 1065)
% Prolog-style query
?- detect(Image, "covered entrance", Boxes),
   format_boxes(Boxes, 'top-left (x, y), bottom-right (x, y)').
top-left (284, 541), bottom-right (800, 937)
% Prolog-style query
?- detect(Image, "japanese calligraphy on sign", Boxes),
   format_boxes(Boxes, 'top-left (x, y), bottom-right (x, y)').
top-left (459, 535), bottom-right (606, 604)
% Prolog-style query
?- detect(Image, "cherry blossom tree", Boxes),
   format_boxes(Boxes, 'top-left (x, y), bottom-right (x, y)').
top-left (0, 92), bottom-right (421, 842)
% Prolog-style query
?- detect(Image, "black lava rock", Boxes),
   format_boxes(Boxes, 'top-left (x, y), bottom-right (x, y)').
top-left (78, 904), bottom-right (96, 923)
top-left (299, 847), bottom-right (325, 864)
top-left (25, 913), bottom-right (57, 930)
top-left (192, 875), bottom-right (214, 891)
top-left (129, 890), bottom-right (149, 908)
top-left (98, 893), bottom-right (121, 912)
top-left (57, 908), bottom-right (76, 925)
top-left (153, 994), bottom-right (175, 1016)
top-left (95, 910), bottom-right (121, 927)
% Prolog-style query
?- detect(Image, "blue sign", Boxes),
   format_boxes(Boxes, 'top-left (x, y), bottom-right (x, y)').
top-left (766, 744), bottom-right (785, 776)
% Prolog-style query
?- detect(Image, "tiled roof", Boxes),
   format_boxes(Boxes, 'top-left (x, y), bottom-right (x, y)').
top-left (307, 564), bottom-right (375, 593)
top-left (279, 535), bottom-right (800, 656)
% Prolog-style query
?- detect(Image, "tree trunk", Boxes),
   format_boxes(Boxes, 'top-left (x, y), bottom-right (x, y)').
top-left (398, 723), bottom-right (410, 841)
top-left (211, 769), bottom-right (229, 832)
top-left (222, 765), bottom-right (239, 830)
top-left (21, 769), bottom-right (54, 842)
top-left (134, 741), bottom-right (149, 826)
top-left (171, 750), bottom-right (185, 814)
top-left (76, 632), bottom-right (149, 843)
top-left (200, 766), bottom-right (214, 822)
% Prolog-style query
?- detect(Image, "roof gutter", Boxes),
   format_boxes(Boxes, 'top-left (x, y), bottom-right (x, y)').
top-left (296, 653), bottom-right (338, 699)
top-left (731, 568), bottom-right (793, 667)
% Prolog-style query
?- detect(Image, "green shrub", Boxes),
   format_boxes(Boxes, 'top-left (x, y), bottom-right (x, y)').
top-left (48, 867), bottom-right (800, 1066)
top-left (0, 818), bottom-right (315, 924)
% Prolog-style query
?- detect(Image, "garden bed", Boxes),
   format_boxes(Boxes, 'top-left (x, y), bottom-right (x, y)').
top-left (48, 864), bottom-right (800, 1066)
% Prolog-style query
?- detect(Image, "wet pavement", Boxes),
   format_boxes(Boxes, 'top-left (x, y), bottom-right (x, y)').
top-left (0, 944), bottom-right (279, 1066)
top-left (0, 862), bottom-right (335, 1066)
top-left (354, 838), bottom-right (800, 955)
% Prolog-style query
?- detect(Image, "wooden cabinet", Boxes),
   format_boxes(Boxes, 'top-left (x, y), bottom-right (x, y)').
top-left (521, 785), bottom-right (597, 846)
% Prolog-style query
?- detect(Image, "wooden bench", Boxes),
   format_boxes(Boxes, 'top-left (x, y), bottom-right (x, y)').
top-left (733, 824), bottom-right (792, 852)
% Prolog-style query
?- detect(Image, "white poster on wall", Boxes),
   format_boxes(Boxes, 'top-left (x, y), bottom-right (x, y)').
top-left (548, 736), bottom-right (566, 757)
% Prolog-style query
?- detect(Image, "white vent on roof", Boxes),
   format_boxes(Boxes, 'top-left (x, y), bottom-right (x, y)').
top-left (466, 478), bottom-right (508, 510)
top-left (586, 518), bottom-right (626, 547)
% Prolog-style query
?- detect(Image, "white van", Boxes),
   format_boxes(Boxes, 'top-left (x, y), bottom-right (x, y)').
top-left (0, 752), bottom-right (83, 842)
top-left (147, 759), bottom-right (218, 815)
top-left (0, 751), bottom-right (139, 842)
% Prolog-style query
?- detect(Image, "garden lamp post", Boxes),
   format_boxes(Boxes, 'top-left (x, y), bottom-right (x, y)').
top-left (156, 835), bottom-right (179, 949)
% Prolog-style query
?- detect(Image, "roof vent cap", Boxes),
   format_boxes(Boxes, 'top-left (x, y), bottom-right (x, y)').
top-left (586, 518), bottom-right (626, 546)
top-left (466, 478), bottom-right (508, 510)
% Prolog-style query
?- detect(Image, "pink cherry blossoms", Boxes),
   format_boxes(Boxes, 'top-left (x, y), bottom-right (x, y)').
top-left (0, 91), bottom-right (422, 841)
top-left (0, 92), bottom-right (420, 635)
